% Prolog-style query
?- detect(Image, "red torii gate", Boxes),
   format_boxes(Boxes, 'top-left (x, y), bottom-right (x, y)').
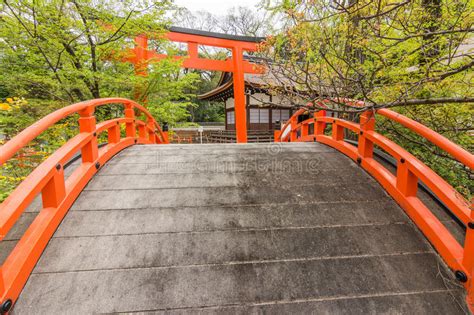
top-left (123, 27), bottom-right (265, 143)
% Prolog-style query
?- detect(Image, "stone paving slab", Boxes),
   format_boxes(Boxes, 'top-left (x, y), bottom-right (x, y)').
top-left (70, 183), bottom-right (388, 211)
top-left (106, 151), bottom-right (353, 166)
top-left (116, 145), bottom-right (337, 156)
top-left (86, 168), bottom-right (373, 190)
top-left (99, 158), bottom-right (360, 175)
top-left (54, 200), bottom-right (408, 237)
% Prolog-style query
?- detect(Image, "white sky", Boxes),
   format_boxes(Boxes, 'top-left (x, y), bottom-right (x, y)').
top-left (174, 0), bottom-right (261, 15)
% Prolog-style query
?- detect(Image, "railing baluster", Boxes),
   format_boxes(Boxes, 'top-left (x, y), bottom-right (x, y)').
top-left (358, 111), bottom-right (375, 158)
top-left (78, 106), bottom-right (98, 163)
top-left (138, 123), bottom-right (147, 142)
top-left (41, 165), bottom-right (66, 208)
top-left (124, 103), bottom-right (136, 139)
top-left (332, 120), bottom-right (344, 141)
top-left (147, 120), bottom-right (156, 143)
top-left (301, 122), bottom-right (308, 138)
top-left (108, 122), bottom-right (121, 144)
top-left (314, 111), bottom-right (325, 136)
top-left (396, 161), bottom-right (418, 196)
top-left (290, 117), bottom-right (297, 142)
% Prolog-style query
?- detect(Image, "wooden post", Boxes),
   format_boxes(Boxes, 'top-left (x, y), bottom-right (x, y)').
top-left (124, 103), bottom-right (136, 139)
top-left (108, 123), bottom-right (121, 144)
top-left (42, 166), bottom-right (66, 208)
top-left (232, 46), bottom-right (247, 143)
top-left (78, 107), bottom-right (98, 163)
top-left (332, 120), bottom-right (344, 141)
top-left (396, 160), bottom-right (418, 196)
top-left (358, 111), bottom-right (375, 158)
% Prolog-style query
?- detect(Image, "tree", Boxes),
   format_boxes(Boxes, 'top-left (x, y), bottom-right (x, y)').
top-left (218, 6), bottom-right (272, 37)
top-left (0, 0), bottom-right (198, 109)
top-left (0, 0), bottom-right (201, 200)
top-left (260, 0), bottom-right (473, 111)
top-left (175, 6), bottom-right (273, 37)
top-left (258, 0), bottom-right (473, 197)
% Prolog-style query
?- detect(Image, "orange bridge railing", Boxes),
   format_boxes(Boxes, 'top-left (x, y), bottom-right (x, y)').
top-left (0, 98), bottom-right (168, 312)
top-left (1, 97), bottom-right (473, 312)
top-left (275, 101), bottom-right (474, 310)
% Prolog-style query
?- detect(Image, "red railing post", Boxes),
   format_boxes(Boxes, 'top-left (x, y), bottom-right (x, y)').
top-left (396, 160), bottom-right (418, 196)
top-left (274, 130), bottom-right (281, 142)
top-left (41, 165), bottom-right (66, 208)
top-left (124, 103), bottom-right (136, 139)
top-left (147, 120), bottom-right (156, 144)
top-left (107, 122), bottom-right (121, 144)
top-left (358, 111), bottom-right (375, 158)
top-left (332, 120), bottom-right (344, 141)
top-left (290, 117), bottom-right (298, 142)
top-left (301, 121), bottom-right (309, 138)
top-left (78, 106), bottom-right (98, 163)
top-left (138, 124), bottom-right (147, 142)
top-left (314, 111), bottom-right (325, 136)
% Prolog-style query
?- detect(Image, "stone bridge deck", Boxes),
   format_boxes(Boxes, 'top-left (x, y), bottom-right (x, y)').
top-left (11, 143), bottom-right (467, 314)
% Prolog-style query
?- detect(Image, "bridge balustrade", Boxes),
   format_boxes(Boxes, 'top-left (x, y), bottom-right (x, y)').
top-left (275, 100), bottom-right (474, 310)
top-left (0, 98), bottom-right (168, 312)
top-left (0, 96), bottom-right (473, 312)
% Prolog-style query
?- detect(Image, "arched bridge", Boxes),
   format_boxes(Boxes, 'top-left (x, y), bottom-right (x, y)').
top-left (0, 98), bottom-right (473, 314)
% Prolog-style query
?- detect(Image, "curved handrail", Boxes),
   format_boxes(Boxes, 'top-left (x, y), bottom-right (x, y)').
top-left (278, 108), bottom-right (306, 142)
top-left (0, 98), bottom-right (168, 310)
top-left (277, 102), bottom-right (328, 142)
top-left (0, 98), bottom-right (166, 164)
top-left (276, 100), bottom-right (474, 311)
top-left (377, 108), bottom-right (474, 169)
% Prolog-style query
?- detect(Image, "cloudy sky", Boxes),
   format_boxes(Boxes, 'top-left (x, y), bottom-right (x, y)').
top-left (174, 0), bottom-right (262, 15)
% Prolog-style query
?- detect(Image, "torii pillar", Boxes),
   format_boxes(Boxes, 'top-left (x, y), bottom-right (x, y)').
top-left (123, 27), bottom-right (264, 143)
top-left (231, 46), bottom-right (247, 142)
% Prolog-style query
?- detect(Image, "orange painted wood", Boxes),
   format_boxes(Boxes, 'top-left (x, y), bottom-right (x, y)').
top-left (0, 98), bottom-right (167, 308)
top-left (124, 31), bottom-right (264, 143)
top-left (276, 100), bottom-right (474, 312)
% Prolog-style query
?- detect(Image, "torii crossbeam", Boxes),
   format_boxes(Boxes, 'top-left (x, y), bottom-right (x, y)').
top-left (123, 27), bottom-right (265, 143)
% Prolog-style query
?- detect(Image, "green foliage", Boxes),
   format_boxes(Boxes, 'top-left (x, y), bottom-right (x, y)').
top-left (0, 1), bottom-right (202, 201)
top-left (0, 97), bottom-right (78, 202)
top-left (140, 60), bottom-right (201, 126)
top-left (262, 0), bottom-right (474, 198)
top-left (0, 0), bottom-right (175, 101)
top-left (378, 104), bottom-right (474, 199)
top-left (262, 0), bottom-right (473, 105)
top-left (174, 122), bottom-right (201, 128)
top-left (190, 101), bottom-right (225, 122)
